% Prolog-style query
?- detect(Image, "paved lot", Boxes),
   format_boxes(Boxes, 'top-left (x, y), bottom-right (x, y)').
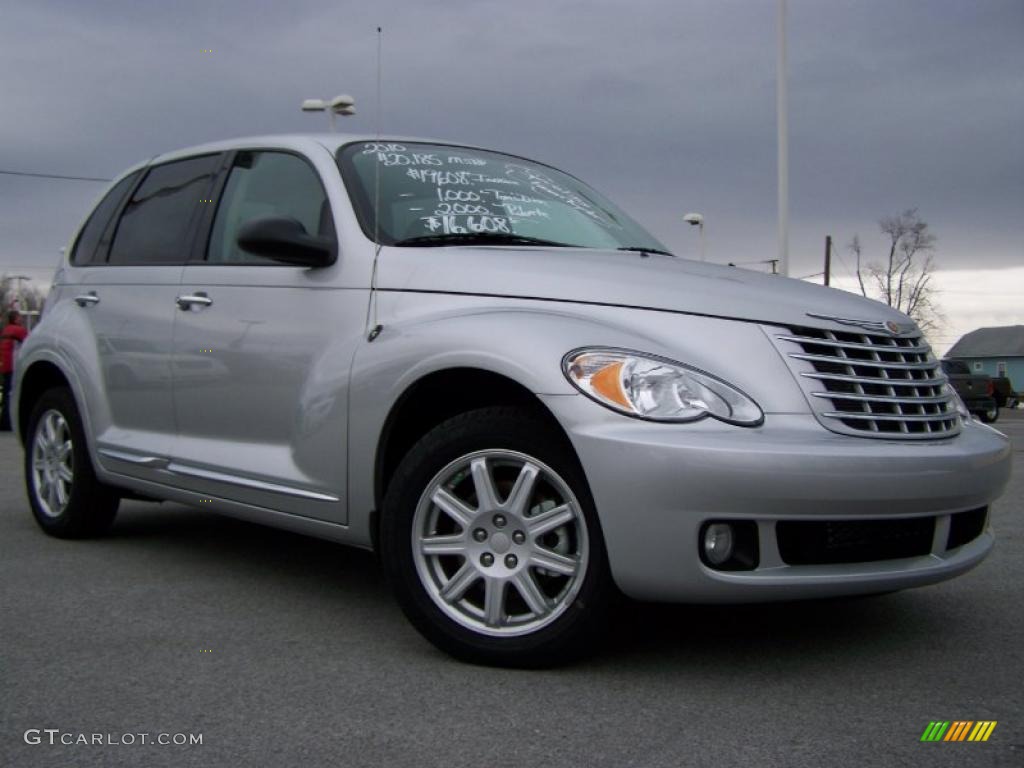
top-left (1, 412), bottom-right (1022, 768)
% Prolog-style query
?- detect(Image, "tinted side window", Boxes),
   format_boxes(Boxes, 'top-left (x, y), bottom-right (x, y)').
top-left (942, 360), bottom-right (969, 375)
top-left (207, 151), bottom-right (333, 264)
top-left (70, 172), bottom-right (141, 265)
top-left (109, 155), bottom-right (220, 265)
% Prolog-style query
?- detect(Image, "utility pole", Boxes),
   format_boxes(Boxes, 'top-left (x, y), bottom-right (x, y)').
top-left (824, 235), bottom-right (832, 286)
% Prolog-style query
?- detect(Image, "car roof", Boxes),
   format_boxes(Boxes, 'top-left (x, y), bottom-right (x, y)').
top-left (150, 133), bottom-right (484, 166)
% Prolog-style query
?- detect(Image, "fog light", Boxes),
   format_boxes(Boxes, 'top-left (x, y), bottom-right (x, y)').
top-left (703, 523), bottom-right (734, 566)
top-left (699, 520), bottom-right (759, 571)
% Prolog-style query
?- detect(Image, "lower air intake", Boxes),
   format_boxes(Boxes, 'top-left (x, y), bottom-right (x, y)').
top-left (777, 517), bottom-right (935, 565)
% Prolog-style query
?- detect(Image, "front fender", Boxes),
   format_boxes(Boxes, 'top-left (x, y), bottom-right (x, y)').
top-left (343, 290), bottom-right (804, 548)
top-left (344, 292), bottom-right (664, 546)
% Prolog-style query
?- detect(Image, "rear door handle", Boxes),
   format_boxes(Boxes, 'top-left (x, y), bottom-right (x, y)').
top-left (176, 293), bottom-right (213, 310)
top-left (74, 292), bottom-right (99, 307)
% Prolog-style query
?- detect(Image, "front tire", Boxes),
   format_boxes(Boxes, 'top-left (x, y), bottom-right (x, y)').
top-left (380, 407), bottom-right (613, 667)
top-left (24, 387), bottom-right (119, 538)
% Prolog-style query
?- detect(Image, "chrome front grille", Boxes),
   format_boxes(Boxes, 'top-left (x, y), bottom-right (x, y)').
top-left (770, 325), bottom-right (960, 439)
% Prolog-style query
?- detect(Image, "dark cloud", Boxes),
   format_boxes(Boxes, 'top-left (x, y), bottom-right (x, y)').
top-left (1, 0), bottom-right (1021, 280)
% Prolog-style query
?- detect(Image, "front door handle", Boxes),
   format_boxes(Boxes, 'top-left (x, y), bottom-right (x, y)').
top-left (74, 292), bottom-right (100, 307)
top-left (176, 293), bottom-right (213, 310)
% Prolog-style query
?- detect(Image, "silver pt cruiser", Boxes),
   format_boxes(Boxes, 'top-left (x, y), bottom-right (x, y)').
top-left (16, 135), bottom-right (1011, 666)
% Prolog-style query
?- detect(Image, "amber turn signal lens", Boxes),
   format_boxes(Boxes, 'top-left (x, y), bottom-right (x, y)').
top-left (590, 362), bottom-right (630, 409)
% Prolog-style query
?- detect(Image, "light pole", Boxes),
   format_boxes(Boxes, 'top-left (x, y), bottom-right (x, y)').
top-left (301, 94), bottom-right (356, 131)
top-left (777, 0), bottom-right (789, 277)
top-left (684, 213), bottom-right (705, 262)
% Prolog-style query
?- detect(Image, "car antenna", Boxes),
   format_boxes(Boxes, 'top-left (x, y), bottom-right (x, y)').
top-left (366, 25), bottom-right (385, 343)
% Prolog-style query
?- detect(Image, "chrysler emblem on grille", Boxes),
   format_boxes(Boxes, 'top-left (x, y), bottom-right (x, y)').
top-left (807, 313), bottom-right (916, 336)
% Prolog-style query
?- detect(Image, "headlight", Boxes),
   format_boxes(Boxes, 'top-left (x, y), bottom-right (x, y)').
top-left (562, 348), bottom-right (763, 426)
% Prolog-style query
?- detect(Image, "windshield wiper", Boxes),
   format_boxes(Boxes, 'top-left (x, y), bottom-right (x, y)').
top-left (617, 246), bottom-right (676, 258)
top-left (393, 233), bottom-right (576, 248)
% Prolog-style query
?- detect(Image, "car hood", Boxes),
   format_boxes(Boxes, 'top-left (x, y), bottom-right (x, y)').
top-left (376, 245), bottom-right (911, 329)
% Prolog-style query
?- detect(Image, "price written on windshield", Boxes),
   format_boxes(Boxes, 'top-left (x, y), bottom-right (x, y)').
top-left (363, 142), bottom-right (621, 235)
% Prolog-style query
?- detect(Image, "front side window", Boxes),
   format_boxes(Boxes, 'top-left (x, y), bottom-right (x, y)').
top-left (206, 151), bottom-right (333, 264)
top-left (338, 142), bottom-right (669, 253)
top-left (71, 171), bottom-right (141, 265)
top-left (108, 155), bottom-right (219, 265)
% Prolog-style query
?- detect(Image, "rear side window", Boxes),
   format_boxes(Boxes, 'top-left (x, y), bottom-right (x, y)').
top-left (206, 151), bottom-right (333, 264)
top-left (70, 171), bottom-right (141, 265)
top-left (108, 154), bottom-right (220, 265)
top-left (942, 360), bottom-right (970, 375)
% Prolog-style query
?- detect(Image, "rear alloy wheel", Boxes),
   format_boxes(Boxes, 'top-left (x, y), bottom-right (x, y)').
top-left (381, 408), bottom-right (613, 667)
top-left (25, 387), bottom-right (119, 538)
top-left (31, 409), bottom-right (75, 518)
top-left (979, 406), bottom-right (999, 424)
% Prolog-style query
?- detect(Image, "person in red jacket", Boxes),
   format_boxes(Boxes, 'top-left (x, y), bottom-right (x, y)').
top-left (1, 311), bottom-right (29, 431)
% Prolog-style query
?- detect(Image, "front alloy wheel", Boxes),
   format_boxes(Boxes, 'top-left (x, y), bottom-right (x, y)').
top-left (382, 407), bottom-right (613, 667)
top-left (412, 449), bottom-right (589, 637)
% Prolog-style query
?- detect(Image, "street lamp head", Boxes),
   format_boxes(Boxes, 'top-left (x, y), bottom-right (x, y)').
top-left (329, 94), bottom-right (355, 111)
top-left (302, 94), bottom-right (357, 132)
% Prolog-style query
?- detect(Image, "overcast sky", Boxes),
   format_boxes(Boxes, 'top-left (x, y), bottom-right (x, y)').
top-left (1, 0), bottom-right (1021, 350)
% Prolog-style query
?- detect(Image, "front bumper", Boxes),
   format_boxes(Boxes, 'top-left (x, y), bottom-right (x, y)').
top-left (541, 395), bottom-right (1012, 602)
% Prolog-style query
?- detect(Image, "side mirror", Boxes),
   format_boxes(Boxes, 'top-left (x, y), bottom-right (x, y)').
top-left (236, 216), bottom-right (336, 267)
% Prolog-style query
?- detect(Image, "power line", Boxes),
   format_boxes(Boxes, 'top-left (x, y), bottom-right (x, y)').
top-left (0, 169), bottom-right (111, 182)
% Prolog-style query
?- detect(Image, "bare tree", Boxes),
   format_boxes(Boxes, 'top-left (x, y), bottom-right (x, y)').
top-left (0, 275), bottom-right (46, 327)
top-left (847, 209), bottom-right (942, 333)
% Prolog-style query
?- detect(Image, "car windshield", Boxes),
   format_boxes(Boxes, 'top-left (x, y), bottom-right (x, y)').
top-left (337, 141), bottom-right (670, 253)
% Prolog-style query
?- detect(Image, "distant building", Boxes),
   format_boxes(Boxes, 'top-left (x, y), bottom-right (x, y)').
top-left (946, 325), bottom-right (1024, 388)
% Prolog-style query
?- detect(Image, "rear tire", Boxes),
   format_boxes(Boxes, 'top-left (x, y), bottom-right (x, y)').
top-left (24, 387), bottom-right (119, 538)
top-left (380, 407), bottom-right (614, 667)
top-left (979, 406), bottom-right (999, 424)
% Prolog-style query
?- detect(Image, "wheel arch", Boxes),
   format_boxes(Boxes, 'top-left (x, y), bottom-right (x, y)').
top-left (371, 367), bottom-right (578, 549)
top-left (16, 360), bottom-right (74, 445)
